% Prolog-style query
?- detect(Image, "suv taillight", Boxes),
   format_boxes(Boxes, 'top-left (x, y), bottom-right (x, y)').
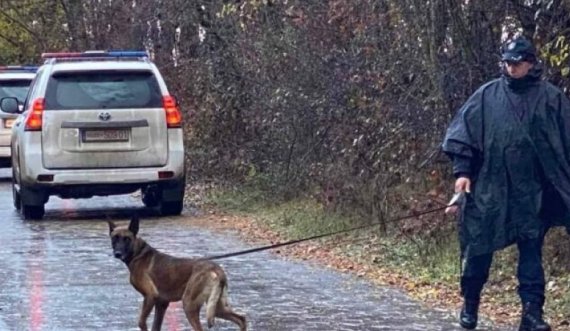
top-left (163, 95), bottom-right (182, 128)
top-left (25, 98), bottom-right (44, 131)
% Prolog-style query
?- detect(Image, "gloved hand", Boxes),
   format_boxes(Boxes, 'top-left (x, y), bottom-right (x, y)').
top-left (445, 177), bottom-right (470, 214)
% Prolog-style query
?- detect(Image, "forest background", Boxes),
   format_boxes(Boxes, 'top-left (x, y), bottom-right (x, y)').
top-left (1, 0), bottom-right (569, 327)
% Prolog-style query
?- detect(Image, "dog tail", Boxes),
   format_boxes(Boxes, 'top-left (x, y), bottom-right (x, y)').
top-left (206, 278), bottom-right (225, 327)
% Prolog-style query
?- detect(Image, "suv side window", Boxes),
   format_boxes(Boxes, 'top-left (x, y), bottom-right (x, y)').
top-left (22, 68), bottom-right (45, 112)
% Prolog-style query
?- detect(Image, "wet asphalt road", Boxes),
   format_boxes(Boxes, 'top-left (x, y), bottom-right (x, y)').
top-left (0, 169), bottom-right (512, 331)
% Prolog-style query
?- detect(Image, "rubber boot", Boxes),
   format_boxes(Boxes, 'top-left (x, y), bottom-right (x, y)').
top-left (519, 302), bottom-right (551, 331)
top-left (459, 299), bottom-right (479, 330)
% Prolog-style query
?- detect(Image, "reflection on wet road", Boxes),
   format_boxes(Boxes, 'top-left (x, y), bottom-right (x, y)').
top-left (0, 169), bottom-right (511, 330)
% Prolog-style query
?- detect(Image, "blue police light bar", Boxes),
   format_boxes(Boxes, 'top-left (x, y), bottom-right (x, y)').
top-left (0, 65), bottom-right (38, 72)
top-left (41, 50), bottom-right (149, 59)
top-left (107, 51), bottom-right (149, 58)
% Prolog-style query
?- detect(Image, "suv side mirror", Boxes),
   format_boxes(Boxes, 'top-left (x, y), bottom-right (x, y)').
top-left (0, 97), bottom-right (20, 114)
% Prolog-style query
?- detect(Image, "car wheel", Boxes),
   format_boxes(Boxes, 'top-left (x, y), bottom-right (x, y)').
top-left (159, 200), bottom-right (183, 216)
top-left (21, 203), bottom-right (45, 220)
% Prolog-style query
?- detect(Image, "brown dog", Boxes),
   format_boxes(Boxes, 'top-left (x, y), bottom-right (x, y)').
top-left (108, 215), bottom-right (247, 331)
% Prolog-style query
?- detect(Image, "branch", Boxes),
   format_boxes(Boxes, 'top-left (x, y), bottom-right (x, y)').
top-left (0, 8), bottom-right (39, 40)
top-left (0, 30), bottom-right (20, 47)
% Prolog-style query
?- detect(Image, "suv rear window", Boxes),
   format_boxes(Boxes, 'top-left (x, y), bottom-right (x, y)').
top-left (45, 71), bottom-right (162, 110)
top-left (0, 79), bottom-right (32, 102)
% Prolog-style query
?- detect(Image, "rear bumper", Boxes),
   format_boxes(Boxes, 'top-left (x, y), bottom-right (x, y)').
top-left (18, 129), bottom-right (185, 187)
top-left (33, 167), bottom-right (184, 185)
top-left (0, 141), bottom-right (11, 167)
top-left (0, 146), bottom-right (10, 158)
top-left (0, 131), bottom-right (11, 158)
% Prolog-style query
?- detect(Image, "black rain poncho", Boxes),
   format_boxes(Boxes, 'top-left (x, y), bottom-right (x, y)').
top-left (442, 65), bottom-right (570, 257)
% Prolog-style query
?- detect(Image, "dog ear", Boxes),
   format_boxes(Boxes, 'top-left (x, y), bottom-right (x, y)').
top-left (107, 221), bottom-right (116, 236)
top-left (128, 214), bottom-right (139, 236)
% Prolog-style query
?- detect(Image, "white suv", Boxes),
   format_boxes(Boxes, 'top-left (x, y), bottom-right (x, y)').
top-left (0, 66), bottom-right (37, 167)
top-left (0, 51), bottom-right (185, 219)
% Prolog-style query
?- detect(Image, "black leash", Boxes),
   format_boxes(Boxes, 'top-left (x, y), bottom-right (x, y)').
top-left (202, 203), bottom-right (452, 261)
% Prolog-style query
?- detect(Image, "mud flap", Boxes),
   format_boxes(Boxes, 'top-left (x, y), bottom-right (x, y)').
top-left (160, 177), bottom-right (185, 202)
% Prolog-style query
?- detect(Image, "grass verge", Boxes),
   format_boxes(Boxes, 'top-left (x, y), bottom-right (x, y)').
top-left (200, 185), bottom-right (570, 329)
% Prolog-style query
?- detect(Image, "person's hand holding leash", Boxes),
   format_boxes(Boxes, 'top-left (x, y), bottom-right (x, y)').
top-left (445, 176), bottom-right (470, 214)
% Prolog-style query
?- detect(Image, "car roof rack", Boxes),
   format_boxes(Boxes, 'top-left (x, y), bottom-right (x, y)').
top-left (41, 50), bottom-right (150, 64)
top-left (0, 65), bottom-right (38, 72)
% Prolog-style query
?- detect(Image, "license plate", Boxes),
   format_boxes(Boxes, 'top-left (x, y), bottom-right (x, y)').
top-left (83, 129), bottom-right (129, 142)
top-left (4, 118), bottom-right (15, 129)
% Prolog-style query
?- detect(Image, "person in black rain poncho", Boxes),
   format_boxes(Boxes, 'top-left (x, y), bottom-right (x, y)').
top-left (442, 35), bottom-right (570, 331)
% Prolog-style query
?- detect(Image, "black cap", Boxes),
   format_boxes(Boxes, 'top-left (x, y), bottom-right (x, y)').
top-left (501, 36), bottom-right (537, 62)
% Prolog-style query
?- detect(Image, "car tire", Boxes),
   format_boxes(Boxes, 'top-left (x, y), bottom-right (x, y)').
top-left (12, 167), bottom-right (21, 210)
top-left (21, 203), bottom-right (45, 220)
top-left (159, 200), bottom-right (183, 216)
top-left (12, 182), bottom-right (21, 210)
top-left (19, 178), bottom-right (46, 220)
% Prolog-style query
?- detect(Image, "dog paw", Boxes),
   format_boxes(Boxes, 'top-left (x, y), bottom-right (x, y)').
top-left (207, 318), bottom-right (215, 328)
